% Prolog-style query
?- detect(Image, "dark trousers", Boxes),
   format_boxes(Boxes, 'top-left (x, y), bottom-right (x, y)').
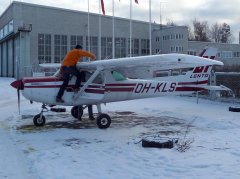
top-left (88, 105), bottom-right (94, 118)
top-left (57, 66), bottom-right (82, 98)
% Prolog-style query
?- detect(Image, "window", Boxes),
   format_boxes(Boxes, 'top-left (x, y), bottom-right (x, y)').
top-left (54, 35), bottom-right (67, 63)
top-left (70, 35), bottom-right (83, 50)
top-left (133, 39), bottom-right (139, 56)
top-left (154, 70), bottom-right (169, 77)
top-left (141, 39), bottom-right (149, 55)
top-left (128, 38), bottom-right (139, 56)
top-left (221, 51), bottom-right (233, 58)
top-left (8, 20), bottom-right (13, 33)
top-left (111, 71), bottom-right (126, 81)
top-left (38, 34), bottom-right (51, 63)
top-left (0, 29), bottom-right (3, 39)
top-left (155, 49), bottom-right (160, 54)
top-left (233, 52), bottom-right (240, 58)
top-left (101, 37), bottom-right (112, 59)
top-left (115, 37), bottom-right (126, 58)
top-left (86, 36), bottom-right (98, 59)
top-left (84, 71), bottom-right (104, 84)
top-left (188, 50), bottom-right (197, 56)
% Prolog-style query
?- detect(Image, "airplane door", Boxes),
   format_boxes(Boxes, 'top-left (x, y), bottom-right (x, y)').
top-left (71, 69), bottom-right (105, 105)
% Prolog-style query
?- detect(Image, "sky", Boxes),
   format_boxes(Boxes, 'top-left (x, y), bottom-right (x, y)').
top-left (1, 0), bottom-right (240, 43)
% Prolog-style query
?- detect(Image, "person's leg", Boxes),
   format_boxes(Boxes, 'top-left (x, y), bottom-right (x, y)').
top-left (88, 105), bottom-right (95, 120)
top-left (57, 68), bottom-right (70, 100)
top-left (72, 67), bottom-right (82, 89)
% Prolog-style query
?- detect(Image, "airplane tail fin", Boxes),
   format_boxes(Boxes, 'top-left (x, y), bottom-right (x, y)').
top-left (198, 46), bottom-right (218, 60)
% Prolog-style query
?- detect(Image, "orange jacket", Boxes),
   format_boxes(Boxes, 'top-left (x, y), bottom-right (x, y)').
top-left (62, 49), bottom-right (96, 67)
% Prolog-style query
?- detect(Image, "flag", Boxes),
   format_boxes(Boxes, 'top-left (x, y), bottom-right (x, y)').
top-left (119, 0), bottom-right (138, 3)
top-left (101, 0), bottom-right (105, 15)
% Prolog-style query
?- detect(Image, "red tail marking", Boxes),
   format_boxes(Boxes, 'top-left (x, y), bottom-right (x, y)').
top-left (210, 56), bottom-right (215, 59)
top-left (193, 66), bottom-right (204, 73)
top-left (203, 66), bottom-right (210, 73)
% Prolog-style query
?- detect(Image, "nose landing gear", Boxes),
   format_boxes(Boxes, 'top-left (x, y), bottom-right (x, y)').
top-left (33, 104), bottom-right (48, 126)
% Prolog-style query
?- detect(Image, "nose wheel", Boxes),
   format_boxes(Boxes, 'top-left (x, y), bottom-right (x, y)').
top-left (33, 114), bottom-right (46, 126)
top-left (33, 104), bottom-right (48, 126)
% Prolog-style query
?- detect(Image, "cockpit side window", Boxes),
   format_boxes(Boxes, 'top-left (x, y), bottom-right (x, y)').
top-left (111, 71), bottom-right (126, 81)
top-left (84, 71), bottom-right (104, 84)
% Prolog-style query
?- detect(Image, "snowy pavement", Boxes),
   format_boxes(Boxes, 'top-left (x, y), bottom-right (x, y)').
top-left (1, 77), bottom-right (240, 179)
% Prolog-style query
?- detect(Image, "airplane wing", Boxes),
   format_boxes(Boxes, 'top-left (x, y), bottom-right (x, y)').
top-left (37, 54), bottom-right (223, 79)
top-left (38, 53), bottom-right (223, 71)
top-left (78, 54), bottom-right (223, 71)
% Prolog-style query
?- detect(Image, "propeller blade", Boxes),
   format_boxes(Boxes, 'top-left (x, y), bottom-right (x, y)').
top-left (11, 79), bottom-right (23, 115)
top-left (17, 88), bottom-right (20, 115)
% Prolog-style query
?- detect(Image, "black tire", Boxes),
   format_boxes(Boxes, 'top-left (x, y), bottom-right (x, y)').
top-left (142, 139), bottom-right (174, 148)
top-left (33, 114), bottom-right (46, 126)
top-left (96, 113), bottom-right (111, 129)
top-left (229, 106), bottom-right (240, 112)
top-left (71, 106), bottom-right (83, 120)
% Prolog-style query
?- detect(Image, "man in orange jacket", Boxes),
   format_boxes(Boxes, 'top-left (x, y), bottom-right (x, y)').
top-left (56, 45), bottom-right (96, 103)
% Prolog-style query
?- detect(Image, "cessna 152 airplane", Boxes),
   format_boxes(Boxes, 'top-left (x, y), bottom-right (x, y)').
top-left (11, 48), bottom-right (226, 129)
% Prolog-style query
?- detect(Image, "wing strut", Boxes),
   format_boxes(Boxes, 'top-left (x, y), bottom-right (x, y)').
top-left (73, 67), bottom-right (103, 100)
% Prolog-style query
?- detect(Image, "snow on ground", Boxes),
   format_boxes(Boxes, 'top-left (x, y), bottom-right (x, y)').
top-left (1, 77), bottom-right (240, 179)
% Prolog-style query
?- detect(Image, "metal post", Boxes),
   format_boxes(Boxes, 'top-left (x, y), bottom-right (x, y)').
top-left (149, 0), bottom-right (152, 55)
top-left (112, 0), bottom-right (115, 59)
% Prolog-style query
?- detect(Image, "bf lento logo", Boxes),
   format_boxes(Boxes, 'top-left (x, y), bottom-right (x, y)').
top-left (190, 66), bottom-right (210, 79)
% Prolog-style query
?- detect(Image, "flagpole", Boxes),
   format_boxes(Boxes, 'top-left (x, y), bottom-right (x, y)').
top-left (87, 0), bottom-right (90, 51)
top-left (99, 0), bottom-right (102, 60)
top-left (112, 0), bottom-right (115, 59)
top-left (149, 0), bottom-right (152, 55)
top-left (130, 0), bottom-right (132, 57)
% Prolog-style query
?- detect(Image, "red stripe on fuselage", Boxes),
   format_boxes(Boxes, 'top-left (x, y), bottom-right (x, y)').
top-left (23, 77), bottom-right (62, 83)
top-left (105, 83), bottom-right (136, 87)
top-left (178, 80), bottom-right (208, 85)
top-left (85, 89), bottom-right (105, 94)
top-left (175, 87), bottom-right (205, 92)
top-left (25, 85), bottom-right (61, 88)
top-left (24, 84), bottom-right (134, 93)
top-left (105, 88), bottom-right (134, 92)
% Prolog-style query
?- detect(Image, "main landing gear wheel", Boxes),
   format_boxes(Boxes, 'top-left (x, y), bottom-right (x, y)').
top-left (71, 106), bottom-right (83, 120)
top-left (33, 114), bottom-right (46, 126)
top-left (96, 113), bottom-right (111, 129)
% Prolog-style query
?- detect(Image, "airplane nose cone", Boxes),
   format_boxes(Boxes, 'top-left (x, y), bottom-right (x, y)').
top-left (11, 79), bottom-right (24, 90)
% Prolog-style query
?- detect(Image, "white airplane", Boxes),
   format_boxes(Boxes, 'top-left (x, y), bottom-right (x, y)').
top-left (11, 50), bottom-right (225, 129)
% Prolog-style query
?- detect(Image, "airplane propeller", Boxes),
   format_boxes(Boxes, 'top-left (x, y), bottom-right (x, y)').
top-left (11, 79), bottom-right (24, 114)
